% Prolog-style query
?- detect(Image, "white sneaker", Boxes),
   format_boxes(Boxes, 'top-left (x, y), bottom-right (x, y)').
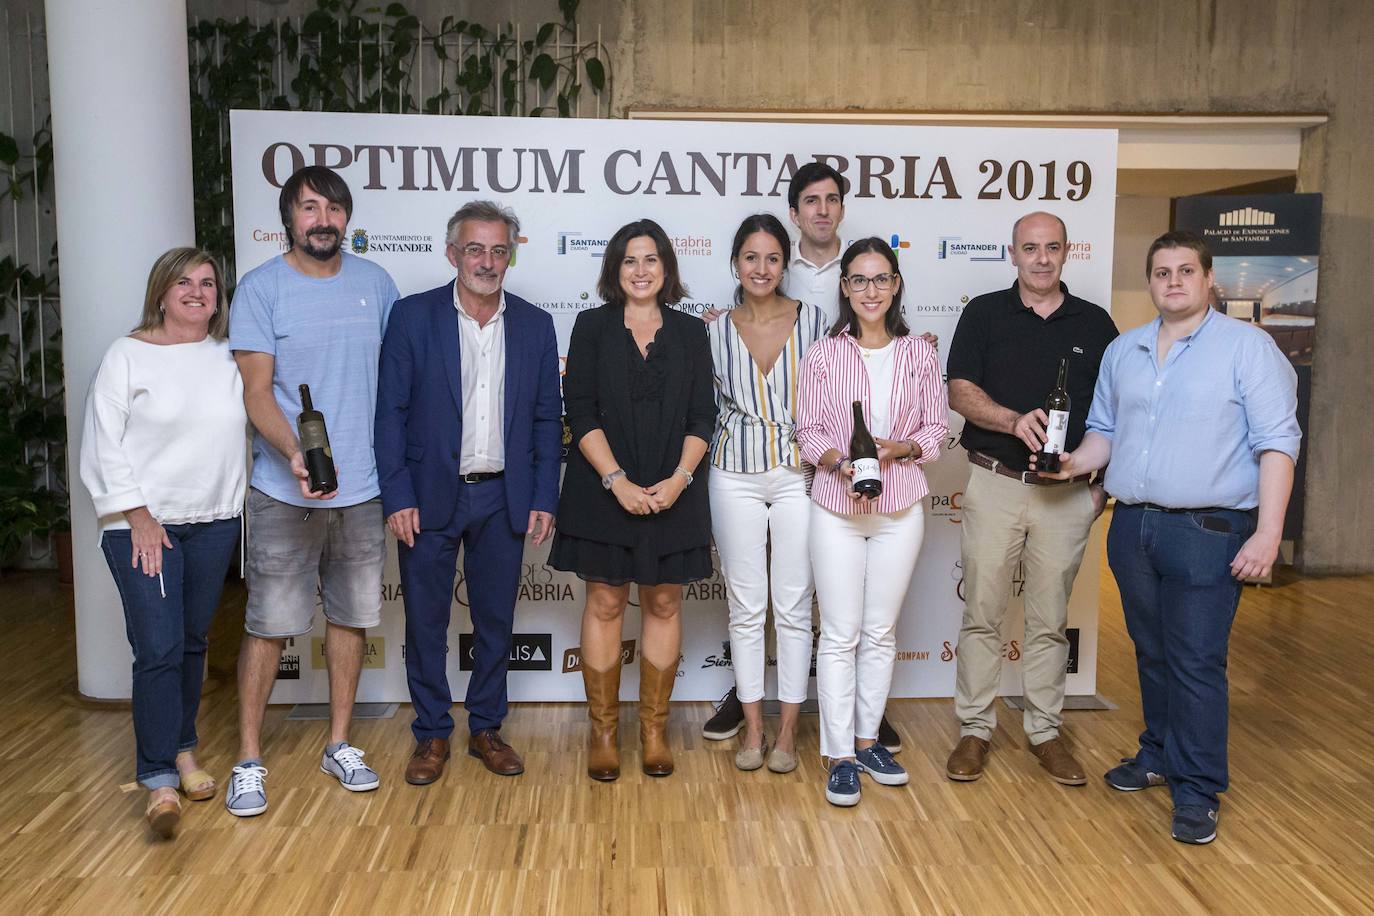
top-left (321, 743), bottom-right (380, 792)
top-left (225, 763), bottom-right (269, 817)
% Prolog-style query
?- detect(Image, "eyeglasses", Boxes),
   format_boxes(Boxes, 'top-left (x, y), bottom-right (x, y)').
top-left (458, 243), bottom-right (511, 260)
top-left (843, 272), bottom-right (897, 292)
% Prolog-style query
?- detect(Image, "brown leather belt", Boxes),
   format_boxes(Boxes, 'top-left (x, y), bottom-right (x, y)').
top-left (968, 450), bottom-right (1091, 486)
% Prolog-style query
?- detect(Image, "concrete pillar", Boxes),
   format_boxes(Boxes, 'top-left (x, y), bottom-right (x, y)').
top-left (46, 0), bottom-right (195, 698)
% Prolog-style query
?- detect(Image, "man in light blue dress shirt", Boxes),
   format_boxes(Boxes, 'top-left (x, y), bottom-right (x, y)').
top-left (1037, 230), bottom-right (1300, 845)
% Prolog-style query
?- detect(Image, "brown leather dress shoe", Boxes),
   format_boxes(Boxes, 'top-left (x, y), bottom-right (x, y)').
top-left (945, 735), bottom-right (990, 781)
top-left (468, 729), bottom-right (525, 776)
top-left (1030, 737), bottom-right (1087, 786)
top-left (405, 737), bottom-right (451, 785)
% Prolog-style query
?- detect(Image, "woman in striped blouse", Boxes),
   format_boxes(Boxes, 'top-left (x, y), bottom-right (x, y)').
top-left (796, 237), bottom-right (949, 807)
top-left (708, 214), bottom-right (829, 774)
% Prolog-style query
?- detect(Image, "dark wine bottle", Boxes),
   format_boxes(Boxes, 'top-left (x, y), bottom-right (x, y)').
top-left (1037, 358), bottom-right (1071, 473)
top-left (297, 384), bottom-right (338, 495)
top-left (849, 401), bottom-right (882, 499)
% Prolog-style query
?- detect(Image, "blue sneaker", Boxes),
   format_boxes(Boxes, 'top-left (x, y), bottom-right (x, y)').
top-left (1171, 805), bottom-right (1218, 845)
top-left (825, 760), bottom-right (862, 807)
top-left (225, 763), bottom-right (269, 817)
top-left (1104, 757), bottom-right (1167, 792)
top-left (321, 743), bottom-right (380, 792)
top-left (856, 743), bottom-right (909, 786)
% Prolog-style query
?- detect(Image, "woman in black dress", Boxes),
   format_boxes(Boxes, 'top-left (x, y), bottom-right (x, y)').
top-left (550, 219), bottom-right (715, 781)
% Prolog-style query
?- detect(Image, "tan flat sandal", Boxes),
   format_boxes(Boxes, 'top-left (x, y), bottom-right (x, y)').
top-left (179, 768), bottom-right (217, 801)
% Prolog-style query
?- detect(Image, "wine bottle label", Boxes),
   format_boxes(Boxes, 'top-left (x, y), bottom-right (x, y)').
top-left (1044, 410), bottom-right (1069, 454)
top-left (299, 419), bottom-right (330, 452)
top-left (851, 457), bottom-right (880, 483)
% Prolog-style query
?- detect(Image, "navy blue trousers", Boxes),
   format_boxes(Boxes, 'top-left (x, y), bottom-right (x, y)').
top-left (1107, 503), bottom-right (1254, 810)
top-left (398, 477), bottom-right (523, 740)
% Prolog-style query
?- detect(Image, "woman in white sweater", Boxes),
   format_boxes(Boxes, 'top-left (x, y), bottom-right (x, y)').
top-left (80, 247), bottom-right (247, 838)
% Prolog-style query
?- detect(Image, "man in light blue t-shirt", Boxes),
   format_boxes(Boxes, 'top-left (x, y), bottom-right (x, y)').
top-left (224, 165), bottom-right (400, 817)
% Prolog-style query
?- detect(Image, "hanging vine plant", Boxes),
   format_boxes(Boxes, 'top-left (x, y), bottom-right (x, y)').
top-left (187, 0), bottom-right (611, 282)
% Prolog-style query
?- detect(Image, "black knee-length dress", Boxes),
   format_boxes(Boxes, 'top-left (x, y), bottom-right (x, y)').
top-left (549, 304), bottom-right (715, 586)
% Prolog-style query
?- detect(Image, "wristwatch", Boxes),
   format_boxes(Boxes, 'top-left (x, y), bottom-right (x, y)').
top-left (602, 469), bottom-right (626, 490)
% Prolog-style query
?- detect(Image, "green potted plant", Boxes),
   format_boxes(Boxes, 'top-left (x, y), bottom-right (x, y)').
top-left (0, 256), bottom-right (66, 578)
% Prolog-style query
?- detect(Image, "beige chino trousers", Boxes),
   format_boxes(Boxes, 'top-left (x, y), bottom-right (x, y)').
top-left (953, 464), bottom-right (1095, 745)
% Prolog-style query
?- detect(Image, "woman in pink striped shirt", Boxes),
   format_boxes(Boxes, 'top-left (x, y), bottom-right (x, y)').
top-left (795, 237), bottom-right (948, 806)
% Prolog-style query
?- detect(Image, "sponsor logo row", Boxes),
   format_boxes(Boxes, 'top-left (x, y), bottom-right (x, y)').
top-left (250, 226), bottom-right (1095, 264)
top-left (276, 627), bottom-right (1081, 679)
top-left (278, 632), bottom-right (598, 679)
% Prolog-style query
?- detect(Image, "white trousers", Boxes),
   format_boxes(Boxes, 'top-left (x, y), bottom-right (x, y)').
top-left (811, 502), bottom-right (926, 759)
top-left (709, 465), bottom-right (814, 704)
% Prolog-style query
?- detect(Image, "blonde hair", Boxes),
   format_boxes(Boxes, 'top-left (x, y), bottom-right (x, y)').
top-left (133, 248), bottom-right (229, 340)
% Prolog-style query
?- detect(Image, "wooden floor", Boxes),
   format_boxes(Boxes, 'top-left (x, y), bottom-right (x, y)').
top-left (3, 523), bottom-right (1374, 916)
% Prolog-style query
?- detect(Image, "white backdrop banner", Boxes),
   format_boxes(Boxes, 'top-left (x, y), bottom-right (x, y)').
top-left (229, 110), bottom-right (1117, 703)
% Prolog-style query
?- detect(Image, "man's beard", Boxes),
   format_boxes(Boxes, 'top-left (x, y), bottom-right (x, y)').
top-left (299, 228), bottom-right (341, 260)
top-left (460, 271), bottom-right (501, 296)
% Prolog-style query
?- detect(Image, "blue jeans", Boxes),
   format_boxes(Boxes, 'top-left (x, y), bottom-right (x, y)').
top-left (100, 517), bottom-right (240, 789)
top-left (1106, 503), bottom-right (1254, 810)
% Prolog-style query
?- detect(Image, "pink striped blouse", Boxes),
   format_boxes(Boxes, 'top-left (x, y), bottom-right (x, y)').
top-left (796, 332), bottom-right (948, 515)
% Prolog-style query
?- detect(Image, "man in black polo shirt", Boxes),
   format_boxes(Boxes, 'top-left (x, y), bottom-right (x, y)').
top-left (943, 211), bottom-right (1118, 786)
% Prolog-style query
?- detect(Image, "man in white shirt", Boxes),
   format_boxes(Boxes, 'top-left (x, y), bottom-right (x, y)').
top-left (782, 161), bottom-right (847, 322)
top-left (375, 200), bottom-right (563, 785)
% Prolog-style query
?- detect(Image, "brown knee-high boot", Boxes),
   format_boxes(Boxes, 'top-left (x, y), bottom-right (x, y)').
top-left (582, 661), bottom-right (622, 781)
top-left (639, 656), bottom-right (678, 776)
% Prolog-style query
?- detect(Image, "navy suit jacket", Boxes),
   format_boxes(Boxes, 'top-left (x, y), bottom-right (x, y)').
top-left (375, 281), bottom-right (562, 533)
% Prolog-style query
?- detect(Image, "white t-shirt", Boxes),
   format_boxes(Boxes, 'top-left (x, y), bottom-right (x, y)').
top-left (80, 336), bottom-right (248, 536)
top-left (859, 340), bottom-right (896, 439)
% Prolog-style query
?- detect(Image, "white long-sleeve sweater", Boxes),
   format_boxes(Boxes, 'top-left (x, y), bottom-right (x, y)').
top-left (80, 336), bottom-right (248, 536)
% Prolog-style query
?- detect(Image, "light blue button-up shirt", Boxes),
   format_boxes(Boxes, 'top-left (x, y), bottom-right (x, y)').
top-left (1086, 308), bottom-right (1300, 510)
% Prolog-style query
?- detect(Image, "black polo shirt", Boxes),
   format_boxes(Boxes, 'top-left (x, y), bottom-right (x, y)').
top-left (946, 281), bottom-right (1118, 471)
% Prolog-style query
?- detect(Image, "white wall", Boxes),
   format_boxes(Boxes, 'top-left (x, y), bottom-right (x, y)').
top-left (1110, 196), bottom-right (1171, 331)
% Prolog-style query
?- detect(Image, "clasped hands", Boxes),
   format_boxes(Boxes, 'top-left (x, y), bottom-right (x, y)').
top-left (611, 473), bottom-right (685, 516)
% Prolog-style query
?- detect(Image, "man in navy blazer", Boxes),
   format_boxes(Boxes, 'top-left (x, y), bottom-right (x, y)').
top-left (375, 200), bottom-right (562, 784)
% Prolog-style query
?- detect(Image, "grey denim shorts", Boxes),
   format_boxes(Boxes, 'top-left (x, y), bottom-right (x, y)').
top-left (244, 488), bottom-right (385, 638)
